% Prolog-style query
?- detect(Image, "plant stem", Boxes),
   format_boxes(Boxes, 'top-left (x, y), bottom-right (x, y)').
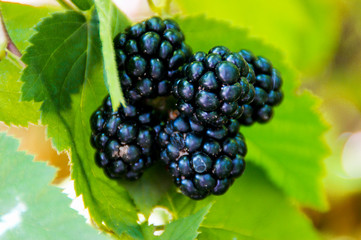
top-left (147, 0), bottom-right (174, 17)
top-left (147, 0), bottom-right (162, 15)
top-left (6, 49), bottom-right (25, 68)
top-left (56, 0), bottom-right (79, 12)
top-left (163, 0), bottom-right (172, 15)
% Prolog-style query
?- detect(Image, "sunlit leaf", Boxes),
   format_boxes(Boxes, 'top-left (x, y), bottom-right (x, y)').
top-left (175, 0), bottom-right (341, 73)
top-left (1, 2), bottom-right (59, 51)
top-left (0, 2), bottom-right (58, 126)
top-left (0, 133), bottom-right (109, 240)
top-left (0, 59), bottom-right (40, 126)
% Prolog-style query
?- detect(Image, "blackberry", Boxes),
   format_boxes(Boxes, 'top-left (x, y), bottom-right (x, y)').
top-left (173, 46), bottom-right (252, 127)
top-left (238, 50), bottom-right (284, 125)
top-left (90, 96), bottom-right (157, 180)
top-left (157, 115), bottom-right (247, 200)
top-left (114, 17), bottom-right (193, 102)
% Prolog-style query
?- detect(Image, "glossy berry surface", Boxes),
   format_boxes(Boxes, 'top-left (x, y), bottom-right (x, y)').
top-left (238, 49), bottom-right (284, 125)
top-left (173, 46), bottom-right (252, 127)
top-left (114, 17), bottom-right (193, 102)
top-left (157, 115), bottom-right (247, 200)
top-left (90, 96), bottom-right (157, 180)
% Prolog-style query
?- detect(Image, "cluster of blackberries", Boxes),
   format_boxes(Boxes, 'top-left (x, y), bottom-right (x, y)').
top-left (90, 17), bottom-right (283, 200)
top-left (157, 117), bottom-right (246, 199)
top-left (113, 16), bottom-right (192, 102)
top-left (238, 50), bottom-right (283, 125)
top-left (90, 96), bottom-right (158, 180)
top-left (173, 46), bottom-right (254, 127)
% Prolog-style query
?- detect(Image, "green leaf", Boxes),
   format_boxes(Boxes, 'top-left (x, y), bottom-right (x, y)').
top-left (0, 133), bottom-right (109, 240)
top-left (177, 15), bottom-right (328, 209)
top-left (0, 59), bottom-right (40, 126)
top-left (20, 10), bottom-right (142, 238)
top-left (139, 223), bottom-right (155, 240)
top-left (159, 203), bottom-right (212, 240)
top-left (94, 0), bottom-right (130, 110)
top-left (243, 90), bottom-right (329, 210)
top-left (71, 0), bottom-right (93, 11)
top-left (175, 0), bottom-right (340, 73)
top-left (122, 165), bottom-right (172, 217)
top-left (199, 165), bottom-right (320, 240)
top-left (0, 2), bottom-right (57, 126)
top-left (20, 12), bottom-right (89, 110)
top-left (0, 2), bottom-right (59, 52)
top-left (161, 164), bottom-right (320, 240)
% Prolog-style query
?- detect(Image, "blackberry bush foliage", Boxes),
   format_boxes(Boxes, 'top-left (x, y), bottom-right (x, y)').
top-left (239, 49), bottom-right (284, 125)
top-left (173, 46), bottom-right (254, 127)
top-left (113, 16), bottom-right (193, 103)
top-left (157, 116), bottom-right (246, 199)
top-left (1, 0), bottom-right (332, 237)
top-left (90, 96), bottom-right (157, 180)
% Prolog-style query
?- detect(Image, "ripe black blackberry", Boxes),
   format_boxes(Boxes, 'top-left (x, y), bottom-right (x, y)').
top-left (157, 115), bottom-right (247, 200)
top-left (90, 96), bottom-right (157, 180)
top-left (114, 17), bottom-right (193, 102)
top-left (173, 46), bottom-right (252, 127)
top-left (238, 50), bottom-right (284, 125)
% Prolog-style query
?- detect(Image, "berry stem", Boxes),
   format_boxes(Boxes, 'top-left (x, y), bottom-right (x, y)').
top-left (147, 0), bottom-right (162, 15)
top-left (147, 0), bottom-right (173, 16)
top-left (163, 0), bottom-right (172, 14)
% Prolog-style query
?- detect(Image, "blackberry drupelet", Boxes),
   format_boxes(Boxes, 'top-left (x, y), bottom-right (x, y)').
top-left (90, 96), bottom-right (157, 180)
top-left (114, 17), bottom-right (193, 102)
top-left (173, 46), bottom-right (252, 127)
top-left (157, 115), bottom-right (247, 200)
top-left (238, 49), bottom-right (284, 125)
